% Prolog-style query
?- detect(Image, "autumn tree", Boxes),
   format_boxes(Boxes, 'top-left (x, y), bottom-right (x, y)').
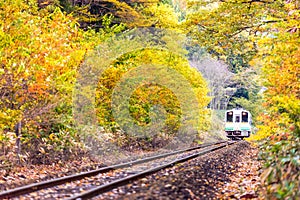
top-left (93, 48), bottom-right (210, 133)
top-left (0, 0), bottom-right (119, 163)
top-left (45, 0), bottom-right (157, 29)
top-left (254, 1), bottom-right (299, 197)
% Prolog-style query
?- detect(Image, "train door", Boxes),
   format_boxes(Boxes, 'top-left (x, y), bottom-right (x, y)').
top-left (234, 114), bottom-right (240, 123)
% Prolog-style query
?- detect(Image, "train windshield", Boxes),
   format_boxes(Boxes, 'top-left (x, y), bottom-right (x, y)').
top-left (242, 112), bottom-right (248, 122)
top-left (226, 111), bottom-right (233, 122)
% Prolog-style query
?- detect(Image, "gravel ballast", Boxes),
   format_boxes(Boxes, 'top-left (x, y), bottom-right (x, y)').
top-left (95, 141), bottom-right (261, 199)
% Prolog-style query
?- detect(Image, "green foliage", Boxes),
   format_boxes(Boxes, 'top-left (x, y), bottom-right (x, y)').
top-left (259, 137), bottom-right (300, 198)
top-left (226, 52), bottom-right (251, 73)
top-left (228, 68), bottom-right (263, 123)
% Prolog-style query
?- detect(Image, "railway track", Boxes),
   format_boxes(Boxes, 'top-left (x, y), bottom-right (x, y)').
top-left (0, 140), bottom-right (236, 200)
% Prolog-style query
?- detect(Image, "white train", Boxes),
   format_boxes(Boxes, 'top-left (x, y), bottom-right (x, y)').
top-left (224, 108), bottom-right (252, 139)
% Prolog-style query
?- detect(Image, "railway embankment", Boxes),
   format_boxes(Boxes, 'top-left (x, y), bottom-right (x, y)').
top-left (0, 141), bottom-right (262, 199)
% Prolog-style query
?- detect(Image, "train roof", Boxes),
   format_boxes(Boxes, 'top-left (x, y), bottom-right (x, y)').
top-left (225, 108), bottom-right (251, 114)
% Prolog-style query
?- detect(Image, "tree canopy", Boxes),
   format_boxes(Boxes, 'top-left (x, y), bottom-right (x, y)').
top-left (0, 0), bottom-right (299, 198)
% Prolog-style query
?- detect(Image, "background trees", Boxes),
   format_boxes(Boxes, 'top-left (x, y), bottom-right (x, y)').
top-left (190, 56), bottom-right (234, 110)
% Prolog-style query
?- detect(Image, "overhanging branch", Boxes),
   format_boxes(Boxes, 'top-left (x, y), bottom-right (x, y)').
top-left (219, 0), bottom-right (276, 4)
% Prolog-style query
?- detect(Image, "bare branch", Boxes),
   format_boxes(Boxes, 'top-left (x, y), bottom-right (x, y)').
top-left (227, 19), bottom-right (286, 38)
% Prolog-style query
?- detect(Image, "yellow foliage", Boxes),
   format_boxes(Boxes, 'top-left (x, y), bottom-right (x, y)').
top-left (142, 3), bottom-right (180, 29)
top-left (0, 0), bottom-right (100, 135)
top-left (252, 1), bottom-right (300, 140)
top-left (95, 48), bottom-right (211, 133)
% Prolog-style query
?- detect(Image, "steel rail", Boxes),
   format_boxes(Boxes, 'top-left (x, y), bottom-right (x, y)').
top-left (66, 141), bottom-right (236, 200)
top-left (0, 141), bottom-right (227, 199)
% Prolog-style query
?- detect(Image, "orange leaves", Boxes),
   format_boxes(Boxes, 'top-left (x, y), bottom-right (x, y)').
top-left (28, 84), bottom-right (48, 96)
top-left (254, 1), bottom-right (300, 140)
top-left (0, 0), bottom-right (94, 137)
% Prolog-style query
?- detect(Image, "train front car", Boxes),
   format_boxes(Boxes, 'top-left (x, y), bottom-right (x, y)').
top-left (224, 108), bottom-right (252, 139)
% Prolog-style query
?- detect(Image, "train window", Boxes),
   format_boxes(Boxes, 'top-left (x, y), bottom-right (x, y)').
top-left (235, 116), bottom-right (240, 122)
top-left (242, 112), bottom-right (248, 122)
top-left (226, 112), bottom-right (233, 122)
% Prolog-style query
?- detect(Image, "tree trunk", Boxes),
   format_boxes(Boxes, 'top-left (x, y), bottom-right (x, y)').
top-left (15, 121), bottom-right (22, 164)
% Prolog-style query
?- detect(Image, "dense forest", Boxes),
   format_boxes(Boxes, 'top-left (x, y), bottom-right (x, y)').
top-left (0, 0), bottom-right (299, 198)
